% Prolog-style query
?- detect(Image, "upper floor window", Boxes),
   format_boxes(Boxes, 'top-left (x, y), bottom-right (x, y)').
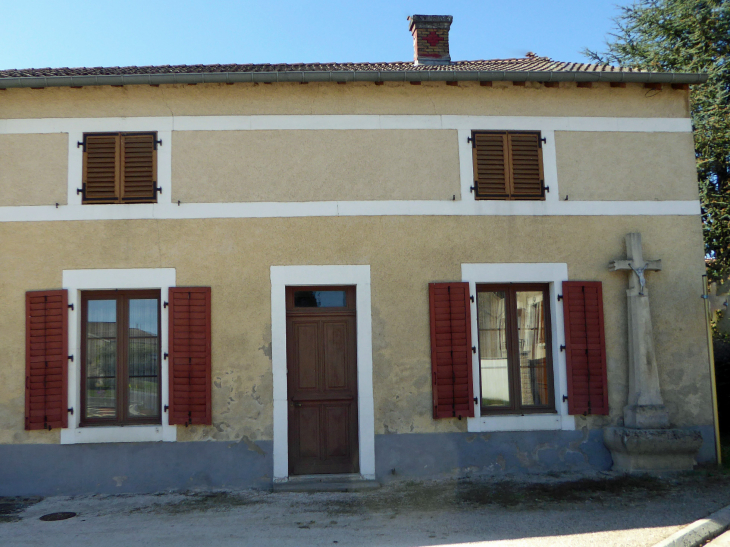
top-left (471, 131), bottom-right (545, 200)
top-left (81, 132), bottom-right (159, 204)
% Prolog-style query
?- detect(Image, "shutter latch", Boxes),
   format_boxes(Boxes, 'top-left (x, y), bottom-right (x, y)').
top-left (470, 184), bottom-right (476, 193)
top-left (467, 135), bottom-right (474, 144)
top-left (68, 407), bottom-right (74, 415)
top-left (154, 139), bottom-right (162, 149)
top-left (539, 136), bottom-right (547, 147)
top-left (562, 395), bottom-right (568, 402)
top-left (155, 185), bottom-right (163, 195)
top-left (164, 353), bottom-right (168, 360)
top-left (472, 346), bottom-right (477, 354)
top-left (164, 405), bottom-right (169, 412)
top-left (68, 355), bottom-right (74, 362)
top-left (560, 345), bottom-right (566, 352)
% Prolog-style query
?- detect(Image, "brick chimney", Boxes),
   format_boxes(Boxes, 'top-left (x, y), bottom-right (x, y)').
top-left (408, 15), bottom-right (453, 65)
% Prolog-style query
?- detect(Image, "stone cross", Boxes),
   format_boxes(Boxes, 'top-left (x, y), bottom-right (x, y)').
top-left (609, 233), bottom-right (669, 428)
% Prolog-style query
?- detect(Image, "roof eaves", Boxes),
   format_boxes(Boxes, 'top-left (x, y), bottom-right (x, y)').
top-left (0, 69), bottom-right (708, 89)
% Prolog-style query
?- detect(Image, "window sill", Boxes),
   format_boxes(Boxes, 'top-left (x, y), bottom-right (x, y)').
top-left (467, 414), bottom-right (575, 433)
top-left (60, 424), bottom-right (176, 445)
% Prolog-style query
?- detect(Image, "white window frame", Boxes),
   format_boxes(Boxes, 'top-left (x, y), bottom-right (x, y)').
top-left (67, 122), bottom-right (172, 208)
top-left (459, 128), bottom-right (559, 206)
top-left (462, 263), bottom-right (575, 432)
top-left (270, 265), bottom-right (375, 482)
top-left (60, 268), bottom-right (177, 444)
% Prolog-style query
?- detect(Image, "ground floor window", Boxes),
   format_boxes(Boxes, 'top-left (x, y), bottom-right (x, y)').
top-left (80, 290), bottom-right (161, 425)
top-left (476, 283), bottom-right (554, 414)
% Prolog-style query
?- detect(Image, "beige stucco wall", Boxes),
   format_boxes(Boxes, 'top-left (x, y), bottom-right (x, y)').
top-left (172, 130), bottom-right (460, 202)
top-left (0, 81), bottom-right (689, 120)
top-left (556, 131), bottom-right (699, 201)
top-left (0, 215), bottom-right (711, 445)
top-left (0, 134), bottom-right (68, 206)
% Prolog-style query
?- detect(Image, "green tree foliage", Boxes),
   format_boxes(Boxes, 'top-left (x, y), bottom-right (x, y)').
top-left (586, 0), bottom-right (730, 281)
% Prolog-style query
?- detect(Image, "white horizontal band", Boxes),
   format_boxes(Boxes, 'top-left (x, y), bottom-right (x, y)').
top-left (0, 115), bottom-right (692, 134)
top-left (0, 199), bottom-right (701, 223)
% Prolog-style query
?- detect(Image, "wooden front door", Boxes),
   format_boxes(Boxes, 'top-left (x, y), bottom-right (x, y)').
top-left (286, 286), bottom-right (359, 475)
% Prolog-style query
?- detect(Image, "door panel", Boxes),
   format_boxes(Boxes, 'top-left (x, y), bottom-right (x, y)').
top-left (287, 286), bottom-right (358, 475)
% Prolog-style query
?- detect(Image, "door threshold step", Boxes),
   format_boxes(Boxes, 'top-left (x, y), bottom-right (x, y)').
top-left (274, 475), bottom-right (380, 493)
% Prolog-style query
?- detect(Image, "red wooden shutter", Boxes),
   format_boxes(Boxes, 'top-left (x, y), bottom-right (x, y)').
top-left (429, 282), bottom-right (475, 419)
top-left (562, 281), bottom-right (608, 415)
top-left (121, 134), bottom-right (157, 202)
top-left (472, 132), bottom-right (509, 199)
top-left (26, 290), bottom-right (68, 430)
top-left (168, 287), bottom-right (212, 426)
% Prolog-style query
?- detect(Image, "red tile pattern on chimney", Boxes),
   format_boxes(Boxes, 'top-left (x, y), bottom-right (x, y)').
top-left (425, 31), bottom-right (442, 47)
top-left (409, 15), bottom-right (452, 65)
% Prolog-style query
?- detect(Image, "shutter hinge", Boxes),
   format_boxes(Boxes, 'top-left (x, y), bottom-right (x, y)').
top-left (68, 355), bottom-right (74, 362)
top-left (557, 294), bottom-right (563, 301)
top-left (164, 405), bottom-right (169, 412)
top-left (154, 139), bottom-right (162, 149)
top-left (472, 346), bottom-right (477, 354)
top-left (473, 397), bottom-right (478, 405)
top-left (470, 184), bottom-right (476, 193)
top-left (163, 301), bottom-right (169, 308)
top-left (164, 353), bottom-right (168, 360)
top-left (470, 295), bottom-right (474, 302)
top-left (76, 186), bottom-right (84, 196)
top-left (562, 395), bottom-right (568, 402)
top-left (560, 345), bottom-right (566, 352)
top-left (541, 180), bottom-right (549, 193)
top-left (68, 303), bottom-right (74, 310)
top-left (539, 136), bottom-right (547, 148)
top-left (467, 135), bottom-right (474, 144)
top-left (155, 185), bottom-right (162, 195)
top-left (68, 407), bottom-right (74, 415)
top-left (77, 140), bottom-right (86, 151)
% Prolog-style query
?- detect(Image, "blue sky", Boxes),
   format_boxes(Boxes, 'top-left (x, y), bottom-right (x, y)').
top-left (0, 1), bottom-right (627, 70)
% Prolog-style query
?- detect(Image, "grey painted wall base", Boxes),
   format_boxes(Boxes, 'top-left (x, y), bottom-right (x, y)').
top-left (0, 440), bottom-right (272, 497)
top-left (0, 426), bottom-right (715, 496)
top-left (375, 429), bottom-right (613, 480)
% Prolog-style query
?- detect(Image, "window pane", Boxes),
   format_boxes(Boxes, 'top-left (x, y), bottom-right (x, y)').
top-left (128, 299), bottom-right (160, 418)
top-left (516, 291), bottom-right (549, 406)
top-left (86, 300), bottom-right (117, 419)
top-left (477, 291), bottom-right (510, 408)
top-left (294, 290), bottom-right (346, 308)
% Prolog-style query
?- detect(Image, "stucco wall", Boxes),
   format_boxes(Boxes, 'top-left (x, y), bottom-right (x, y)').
top-left (556, 131), bottom-right (699, 201)
top-left (0, 133), bottom-right (68, 206)
top-left (0, 215), bottom-right (711, 445)
top-left (172, 130), bottom-right (460, 202)
top-left (0, 81), bottom-right (689, 120)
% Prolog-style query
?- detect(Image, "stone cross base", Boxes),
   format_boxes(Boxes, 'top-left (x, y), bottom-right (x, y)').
top-left (624, 404), bottom-right (670, 429)
top-left (604, 427), bottom-right (703, 472)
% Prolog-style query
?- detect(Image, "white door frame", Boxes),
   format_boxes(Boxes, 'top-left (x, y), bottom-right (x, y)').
top-left (270, 265), bottom-right (375, 481)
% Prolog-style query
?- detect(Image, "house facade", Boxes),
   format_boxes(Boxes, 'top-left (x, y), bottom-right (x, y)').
top-left (0, 16), bottom-right (716, 495)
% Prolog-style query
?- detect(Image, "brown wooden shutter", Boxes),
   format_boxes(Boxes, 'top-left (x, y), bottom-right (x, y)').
top-left (121, 134), bottom-right (157, 202)
top-left (83, 135), bottom-right (120, 202)
top-left (508, 132), bottom-right (544, 199)
top-left (472, 132), bottom-right (509, 199)
top-left (25, 290), bottom-right (68, 430)
top-left (562, 281), bottom-right (608, 415)
top-left (168, 287), bottom-right (212, 426)
top-left (429, 282), bottom-right (475, 419)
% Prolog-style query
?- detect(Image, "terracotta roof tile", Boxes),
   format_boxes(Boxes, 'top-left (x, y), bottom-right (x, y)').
top-left (0, 57), bottom-right (644, 79)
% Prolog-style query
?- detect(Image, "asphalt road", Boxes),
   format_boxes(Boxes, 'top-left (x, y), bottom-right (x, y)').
top-left (1, 471), bottom-right (729, 547)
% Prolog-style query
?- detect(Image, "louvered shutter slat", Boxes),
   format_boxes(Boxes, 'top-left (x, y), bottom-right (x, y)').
top-left (562, 281), bottom-right (608, 415)
top-left (168, 287), bottom-right (212, 426)
top-left (25, 290), bottom-right (68, 430)
top-left (83, 136), bottom-right (119, 202)
top-left (121, 134), bottom-right (156, 201)
top-left (508, 133), bottom-right (544, 199)
top-left (429, 283), bottom-right (475, 419)
top-left (473, 133), bottom-right (509, 198)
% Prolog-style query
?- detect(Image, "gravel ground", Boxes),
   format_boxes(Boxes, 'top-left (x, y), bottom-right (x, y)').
top-left (1, 470), bottom-right (729, 547)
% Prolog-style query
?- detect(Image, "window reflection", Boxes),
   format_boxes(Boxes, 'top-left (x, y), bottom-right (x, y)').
top-left (85, 300), bottom-right (117, 419)
top-left (477, 291), bottom-right (510, 408)
top-left (294, 291), bottom-right (346, 308)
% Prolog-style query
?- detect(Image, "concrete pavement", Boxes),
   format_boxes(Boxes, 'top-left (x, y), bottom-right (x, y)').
top-left (1, 471), bottom-right (729, 547)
